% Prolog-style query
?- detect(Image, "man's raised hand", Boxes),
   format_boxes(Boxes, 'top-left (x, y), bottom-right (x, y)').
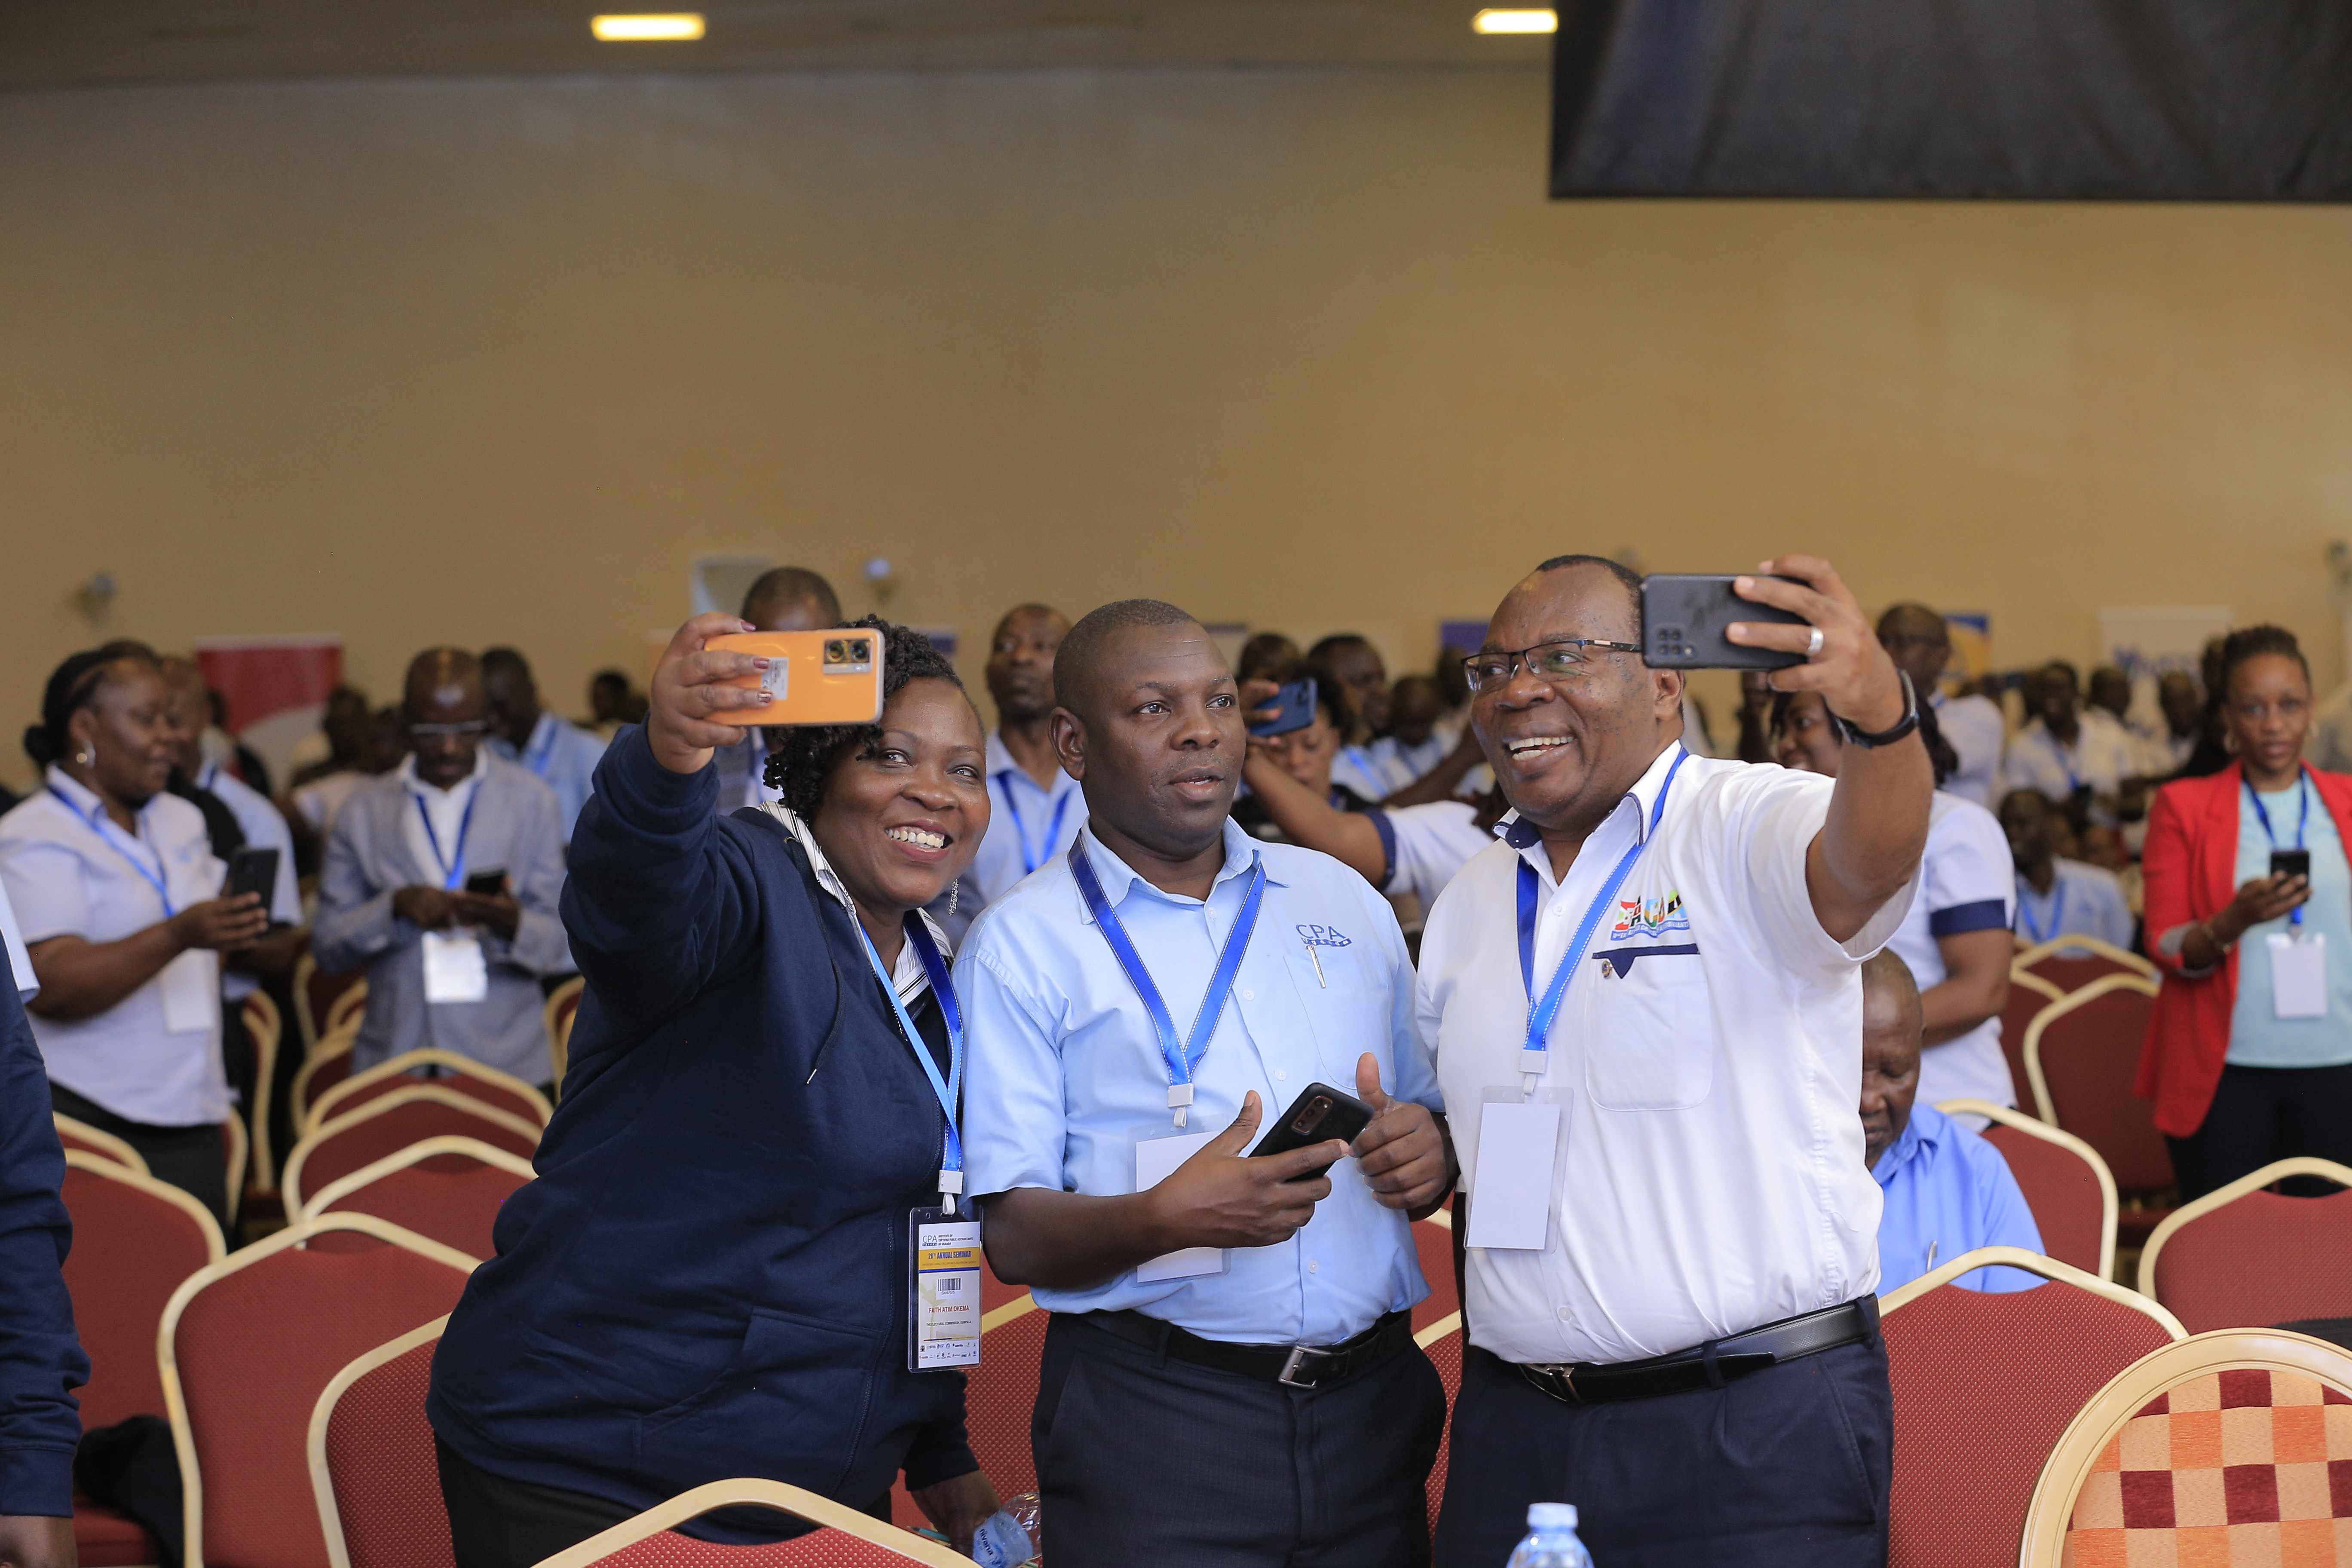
top-left (1351, 1053), bottom-right (1452, 1217)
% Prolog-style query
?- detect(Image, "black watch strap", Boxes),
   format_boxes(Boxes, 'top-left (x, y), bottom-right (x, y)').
top-left (1831, 670), bottom-right (1920, 750)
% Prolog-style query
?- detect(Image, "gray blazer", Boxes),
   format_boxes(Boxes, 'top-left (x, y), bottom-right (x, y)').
top-left (313, 757), bottom-right (572, 1086)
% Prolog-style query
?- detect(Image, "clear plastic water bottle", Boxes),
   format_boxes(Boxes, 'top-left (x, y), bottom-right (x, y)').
top-left (1505, 1501), bottom-right (1592, 1568)
top-left (967, 1491), bottom-right (1042, 1567)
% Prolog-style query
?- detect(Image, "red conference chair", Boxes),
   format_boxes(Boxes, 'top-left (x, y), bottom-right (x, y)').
top-left (1420, 1315), bottom-right (1464, 1545)
top-left (1998, 968), bottom-right (2065, 1117)
top-left (545, 976), bottom-right (585, 1099)
top-left (2137, 1157), bottom-right (2352, 1335)
top-left (299, 1135), bottom-right (536, 1262)
top-left (280, 1086), bottom-right (543, 1213)
top-left (2020, 1329), bottom-right (2352, 1565)
top-left (292, 1030), bottom-right (358, 1130)
top-left (161, 1212), bottom-right (475, 1568)
top-left (891, 1286), bottom-right (1051, 1532)
top-left (53, 1113), bottom-right (150, 1176)
top-left (302, 1048), bottom-right (553, 1137)
top-left (310, 1318), bottom-right (454, 1568)
top-left (1937, 1098), bottom-right (2119, 1280)
top-left (2022, 973), bottom-right (2174, 1243)
top-left (535, 1479), bottom-right (974, 1567)
top-left (1880, 1246), bottom-right (2185, 1568)
top-left (1412, 1204), bottom-right (1460, 1332)
top-left (241, 989), bottom-right (285, 1196)
top-left (2014, 935), bottom-right (2156, 993)
top-left (293, 950), bottom-right (364, 1056)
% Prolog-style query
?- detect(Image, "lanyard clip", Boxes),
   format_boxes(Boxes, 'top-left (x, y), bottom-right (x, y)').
top-left (1168, 1083), bottom-right (1193, 1128)
top-left (937, 1169), bottom-right (964, 1215)
top-left (1518, 1049), bottom-right (1550, 1077)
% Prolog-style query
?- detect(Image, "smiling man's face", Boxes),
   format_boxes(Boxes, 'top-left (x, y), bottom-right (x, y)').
top-left (1473, 563), bottom-right (1682, 839)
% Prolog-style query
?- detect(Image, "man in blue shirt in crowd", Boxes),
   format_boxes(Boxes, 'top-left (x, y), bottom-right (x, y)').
top-left (482, 648), bottom-right (607, 844)
top-left (2000, 789), bottom-right (2136, 953)
top-left (1863, 949), bottom-right (2045, 1292)
top-left (962, 600), bottom-right (1452, 1568)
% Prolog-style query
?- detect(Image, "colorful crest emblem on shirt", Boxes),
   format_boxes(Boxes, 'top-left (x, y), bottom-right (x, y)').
top-left (1608, 888), bottom-right (1691, 942)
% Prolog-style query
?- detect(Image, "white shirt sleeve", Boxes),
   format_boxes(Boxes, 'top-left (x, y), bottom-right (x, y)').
top-left (0, 838), bottom-right (92, 949)
top-left (1720, 767), bottom-right (1917, 976)
top-left (0, 878), bottom-right (33, 1002)
top-left (1378, 803), bottom-right (1489, 910)
top-left (1923, 799), bottom-right (2016, 937)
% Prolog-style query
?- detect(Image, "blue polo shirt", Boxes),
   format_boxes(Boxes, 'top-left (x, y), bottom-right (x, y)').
top-left (1873, 1102), bottom-right (2045, 1293)
top-left (490, 711), bottom-right (607, 842)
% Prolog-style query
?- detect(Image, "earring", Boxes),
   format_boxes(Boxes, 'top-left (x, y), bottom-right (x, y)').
top-left (74, 750), bottom-right (90, 766)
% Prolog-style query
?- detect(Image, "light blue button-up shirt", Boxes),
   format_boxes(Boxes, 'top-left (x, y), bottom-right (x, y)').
top-left (1873, 1102), bottom-right (2045, 1293)
top-left (491, 710), bottom-right (607, 843)
top-left (961, 818), bottom-right (1439, 1345)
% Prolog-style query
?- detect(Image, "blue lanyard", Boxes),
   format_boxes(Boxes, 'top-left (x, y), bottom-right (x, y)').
top-left (996, 772), bottom-right (1075, 877)
top-left (1068, 836), bottom-right (1267, 1127)
top-left (2018, 879), bottom-right (2067, 945)
top-left (851, 913), bottom-right (967, 1211)
top-left (55, 787), bottom-right (176, 918)
top-left (1513, 749), bottom-right (1688, 1090)
top-left (523, 719), bottom-right (558, 778)
top-left (413, 790), bottom-right (480, 891)
top-left (2246, 770), bottom-right (2313, 929)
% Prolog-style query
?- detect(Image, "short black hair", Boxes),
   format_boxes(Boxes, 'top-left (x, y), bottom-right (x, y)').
top-left (1533, 554), bottom-right (1642, 618)
top-left (762, 617), bottom-right (966, 818)
top-left (2219, 624), bottom-right (2309, 689)
top-left (741, 567), bottom-right (842, 626)
top-left (1307, 633), bottom-right (1372, 663)
top-left (480, 647), bottom-right (532, 680)
top-left (1267, 656), bottom-right (1357, 738)
top-left (1052, 599), bottom-right (1201, 720)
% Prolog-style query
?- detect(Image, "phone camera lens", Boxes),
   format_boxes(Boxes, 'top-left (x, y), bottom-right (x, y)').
top-left (825, 639), bottom-right (847, 662)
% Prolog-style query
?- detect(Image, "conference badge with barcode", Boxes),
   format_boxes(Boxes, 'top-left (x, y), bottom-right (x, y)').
top-left (908, 1208), bottom-right (982, 1371)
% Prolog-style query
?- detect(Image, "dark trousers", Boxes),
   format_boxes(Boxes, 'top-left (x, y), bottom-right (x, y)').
top-left (2169, 1061), bottom-right (2352, 1201)
top-left (1033, 1313), bottom-right (1446, 1568)
top-left (1435, 1338), bottom-right (1893, 1568)
top-left (50, 1083), bottom-right (228, 1233)
top-left (435, 1439), bottom-right (889, 1568)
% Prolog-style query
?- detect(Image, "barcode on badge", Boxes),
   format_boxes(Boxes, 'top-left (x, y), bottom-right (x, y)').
top-left (937, 1277), bottom-right (963, 1295)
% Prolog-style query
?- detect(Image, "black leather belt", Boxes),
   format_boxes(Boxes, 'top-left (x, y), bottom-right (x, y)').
top-left (1079, 1308), bottom-right (1412, 1390)
top-left (1517, 1296), bottom-right (1879, 1406)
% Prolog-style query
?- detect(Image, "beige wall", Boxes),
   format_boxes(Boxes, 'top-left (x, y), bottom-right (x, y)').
top-left (4, 66), bottom-right (2350, 788)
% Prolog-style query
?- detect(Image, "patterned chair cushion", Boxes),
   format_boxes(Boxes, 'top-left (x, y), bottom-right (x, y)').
top-left (2063, 1369), bottom-right (2352, 1564)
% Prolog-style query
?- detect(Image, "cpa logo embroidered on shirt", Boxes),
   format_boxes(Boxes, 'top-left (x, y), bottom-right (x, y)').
top-left (1295, 923), bottom-right (1351, 948)
top-left (1608, 888), bottom-right (1690, 943)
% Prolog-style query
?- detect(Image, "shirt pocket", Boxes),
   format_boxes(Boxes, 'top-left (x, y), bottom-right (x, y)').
top-left (1577, 949), bottom-right (1715, 1110)
top-left (1282, 945), bottom-right (1394, 1084)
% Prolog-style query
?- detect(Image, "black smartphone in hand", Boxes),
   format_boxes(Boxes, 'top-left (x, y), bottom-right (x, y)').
top-left (1641, 574), bottom-right (1810, 670)
top-left (224, 846), bottom-right (278, 908)
top-left (1246, 679), bottom-right (1319, 738)
top-left (464, 868), bottom-right (509, 898)
top-left (1251, 1082), bottom-right (1375, 1179)
top-left (2271, 849), bottom-right (2312, 882)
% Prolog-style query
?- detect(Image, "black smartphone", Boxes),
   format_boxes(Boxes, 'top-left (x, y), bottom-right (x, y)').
top-left (1250, 1082), bottom-right (1375, 1177)
top-left (1641, 574), bottom-right (1810, 671)
top-left (2272, 849), bottom-right (2312, 882)
top-left (1246, 678), bottom-right (1319, 738)
top-left (223, 846), bottom-right (278, 908)
top-left (464, 868), bottom-right (509, 898)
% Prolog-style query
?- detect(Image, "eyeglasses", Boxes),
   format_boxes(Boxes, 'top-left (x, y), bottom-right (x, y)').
top-left (408, 721), bottom-right (487, 739)
top-left (1461, 639), bottom-right (1643, 692)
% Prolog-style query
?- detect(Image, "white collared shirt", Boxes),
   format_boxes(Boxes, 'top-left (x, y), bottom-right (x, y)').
top-left (400, 751), bottom-right (488, 889)
top-left (961, 818), bottom-right (1439, 1345)
top-left (1932, 692), bottom-right (2006, 810)
top-left (2002, 712), bottom-right (2136, 805)
top-left (1416, 745), bottom-right (1914, 1367)
top-left (959, 730), bottom-right (1087, 919)
top-left (0, 769), bottom-right (230, 1124)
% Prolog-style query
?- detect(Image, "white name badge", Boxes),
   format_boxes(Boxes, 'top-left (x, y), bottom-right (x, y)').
top-left (909, 1212), bottom-right (983, 1370)
top-left (158, 949), bottom-right (219, 1035)
top-left (1133, 1128), bottom-right (1225, 1282)
top-left (2269, 931), bottom-right (2328, 1020)
top-left (422, 930), bottom-right (490, 1004)
top-left (1465, 1095), bottom-right (1563, 1252)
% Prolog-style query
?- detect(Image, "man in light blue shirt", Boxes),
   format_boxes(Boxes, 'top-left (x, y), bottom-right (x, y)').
top-left (2001, 790), bottom-right (2136, 951)
top-left (483, 648), bottom-right (607, 844)
top-left (940, 604), bottom-right (1084, 941)
top-left (962, 600), bottom-right (1450, 1568)
top-left (1863, 950), bottom-right (2044, 1292)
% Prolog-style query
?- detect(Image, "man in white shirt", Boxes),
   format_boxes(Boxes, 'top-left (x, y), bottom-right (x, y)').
top-left (941, 604), bottom-right (1084, 939)
top-left (1421, 554), bottom-right (1930, 1566)
top-left (2003, 662), bottom-right (2137, 817)
top-left (483, 648), bottom-right (608, 843)
top-left (1878, 603), bottom-right (2004, 809)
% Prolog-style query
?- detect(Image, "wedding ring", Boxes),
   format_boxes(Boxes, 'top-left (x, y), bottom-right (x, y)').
top-left (1804, 626), bottom-right (1826, 660)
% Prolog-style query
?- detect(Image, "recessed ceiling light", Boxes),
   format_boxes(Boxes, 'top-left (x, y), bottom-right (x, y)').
top-left (1471, 8), bottom-right (1556, 33)
top-left (591, 13), bottom-right (705, 41)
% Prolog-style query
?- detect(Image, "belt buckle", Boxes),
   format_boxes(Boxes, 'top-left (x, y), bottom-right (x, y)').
top-left (1278, 1345), bottom-right (1329, 1389)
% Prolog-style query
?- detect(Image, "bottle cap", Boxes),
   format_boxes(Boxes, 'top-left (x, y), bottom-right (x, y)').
top-left (1528, 1502), bottom-right (1578, 1530)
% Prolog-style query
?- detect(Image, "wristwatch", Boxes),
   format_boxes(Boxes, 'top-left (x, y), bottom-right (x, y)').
top-left (1831, 671), bottom-right (1920, 750)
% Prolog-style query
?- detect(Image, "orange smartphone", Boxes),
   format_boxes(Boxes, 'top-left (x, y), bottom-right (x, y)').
top-left (704, 631), bottom-right (887, 726)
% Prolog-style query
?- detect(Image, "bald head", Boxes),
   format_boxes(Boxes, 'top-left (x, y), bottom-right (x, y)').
top-left (404, 648), bottom-right (485, 789)
top-left (1876, 603), bottom-right (1951, 691)
top-left (741, 567), bottom-right (842, 633)
top-left (1859, 949), bottom-right (1924, 1168)
top-left (1053, 599), bottom-right (1204, 723)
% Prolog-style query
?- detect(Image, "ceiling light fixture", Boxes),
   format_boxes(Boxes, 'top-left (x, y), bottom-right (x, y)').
top-left (1471, 8), bottom-right (1556, 32)
top-left (591, 13), bottom-right (705, 40)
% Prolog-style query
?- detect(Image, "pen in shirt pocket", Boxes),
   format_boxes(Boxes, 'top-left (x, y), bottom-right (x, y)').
top-left (1303, 938), bottom-right (1326, 987)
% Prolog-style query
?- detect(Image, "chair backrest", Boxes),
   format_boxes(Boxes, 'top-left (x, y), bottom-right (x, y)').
top-left (545, 975), bottom-right (584, 1099)
top-left (242, 989), bottom-right (285, 1194)
top-left (303, 1049), bottom-right (553, 1136)
top-left (59, 1150), bottom-right (225, 1430)
top-left (2022, 973), bottom-right (2173, 1194)
top-left (162, 1213), bottom-right (476, 1568)
top-left (55, 1112), bottom-right (151, 1176)
top-left (1419, 1313), bottom-right (1464, 1546)
top-left (300, 1136), bottom-right (535, 1262)
top-left (962, 1295), bottom-right (1049, 1504)
top-left (282, 1088), bottom-right (543, 1213)
top-left (293, 1029), bottom-right (358, 1129)
top-left (2138, 1158), bottom-right (2352, 1334)
top-left (323, 980), bottom-right (370, 1040)
top-left (2000, 968), bottom-right (2066, 1117)
top-left (310, 1318), bottom-right (454, 1568)
top-left (2020, 1329), bottom-right (2352, 1566)
top-left (533, 1479), bottom-right (974, 1567)
top-left (2015, 934), bottom-right (2157, 985)
top-left (1937, 1097), bottom-right (2119, 1280)
top-left (295, 956), bottom-right (364, 1056)
top-left (1880, 1246), bottom-right (2186, 1568)
top-left (224, 1112), bottom-right (248, 1227)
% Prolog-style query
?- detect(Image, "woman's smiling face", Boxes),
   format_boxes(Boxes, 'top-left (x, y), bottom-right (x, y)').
top-left (808, 676), bottom-right (990, 918)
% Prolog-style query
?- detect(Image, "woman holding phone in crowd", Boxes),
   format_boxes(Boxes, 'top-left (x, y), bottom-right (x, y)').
top-left (0, 642), bottom-right (270, 1227)
top-left (428, 613), bottom-right (1001, 1567)
top-left (2141, 625), bottom-right (2352, 1198)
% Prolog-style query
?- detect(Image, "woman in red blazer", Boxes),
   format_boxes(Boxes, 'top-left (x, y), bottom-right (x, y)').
top-left (2139, 625), bottom-right (2352, 1199)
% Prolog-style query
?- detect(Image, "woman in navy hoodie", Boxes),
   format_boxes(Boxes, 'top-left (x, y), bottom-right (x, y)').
top-left (428, 613), bottom-right (1001, 1566)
